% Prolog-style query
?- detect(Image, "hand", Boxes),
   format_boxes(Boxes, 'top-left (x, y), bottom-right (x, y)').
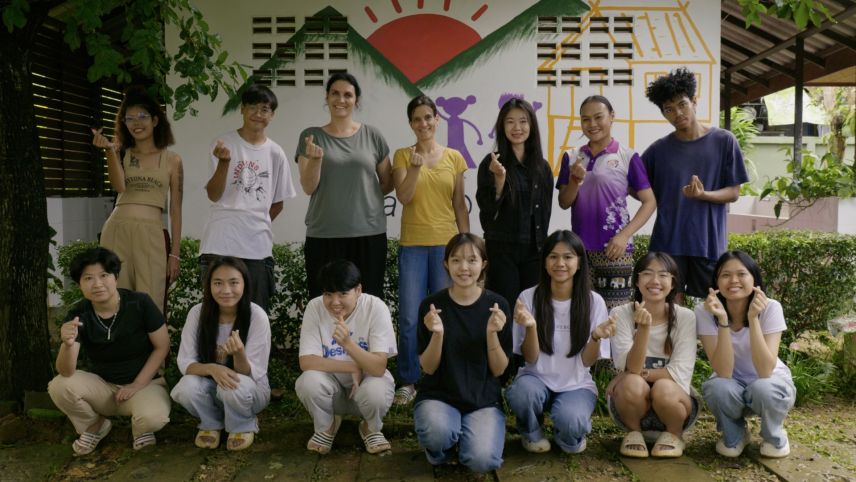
top-left (332, 316), bottom-right (351, 347)
top-left (747, 287), bottom-right (768, 322)
top-left (115, 381), bottom-right (146, 402)
top-left (213, 140), bottom-right (231, 163)
top-left (593, 314), bottom-right (617, 341)
top-left (488, 152), bottom-right (506, 180)
top-left (682, 175), bottom-right (705, 199)
top-left (570, 158), bottom-right (586, 185)
top-left (704, 288), bottom-right (728, 323)
top-left (167, 255), bottom-right (180, 285)
top-left (513, 299), bottom-right (536, 328)
top-left (223, 330), bottom-right (244, 355)
top-left (633, 301), bottom-right (652, 327)
top-left (409, 146), bottom-right (424, 169)
top-left (91, 128), bottom-right (118, 152)
top-left (423, 304), bottom-right (443, 334)
top-left (605, 232), bottom-right (629, 260)
top-left (349, 367), bottom-right (363, 400)
top-left (304, 134), bottom-right (324, 160)
top-left (60, 317), bottom-right (82, 347)
top-left (209, 364), bottom-right (240, 390)
top-left (487, 302), bottom-right (506, 333)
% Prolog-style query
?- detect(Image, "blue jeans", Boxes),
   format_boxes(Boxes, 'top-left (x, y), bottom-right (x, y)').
top-left (170, 374), bottom-right (270, 433)
top-left (702, 376), bottom-right (796, 449)
top-left (397, 246), bottom-right (449, 384)
top-left (414, 399), bottom-right (505, 473)
top-left (506, 374), bottom-right (595, 452)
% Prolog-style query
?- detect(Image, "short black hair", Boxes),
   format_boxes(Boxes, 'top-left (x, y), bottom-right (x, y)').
top-left (69, 247), bottom-right (122, 283)
top-left (241, 84), bottom-right (278, 111)
top-left (645, 67), bottom-right (697, 111)
top-left (325, 72), bottom-right (362, 99)
top-left (319, 259), bottom-right (362, 293)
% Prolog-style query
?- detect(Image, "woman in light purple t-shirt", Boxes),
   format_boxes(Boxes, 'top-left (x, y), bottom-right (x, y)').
top-left (557, 96), bottom-right (656, 309)
top-left (696, 251), bottom-right (795, 459)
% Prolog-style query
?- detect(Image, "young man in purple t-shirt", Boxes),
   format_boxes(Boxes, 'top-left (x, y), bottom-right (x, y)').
top-left (642, 68), bottom-right (748, 299)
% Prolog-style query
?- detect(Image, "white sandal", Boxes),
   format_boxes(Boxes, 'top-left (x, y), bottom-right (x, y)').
top-left (72, 419), bottom-right (112, 456)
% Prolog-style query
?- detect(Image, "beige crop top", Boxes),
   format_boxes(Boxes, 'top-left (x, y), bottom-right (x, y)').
top-left (115, 150), bottom-right (171, 209)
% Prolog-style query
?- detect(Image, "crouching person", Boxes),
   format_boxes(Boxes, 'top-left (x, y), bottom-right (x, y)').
top-left (48, 247), bottom-right (171, 455)
top-left (171, 256), bottom-right (271, 451)
top-left (296, 260), bottom-right (397, 455)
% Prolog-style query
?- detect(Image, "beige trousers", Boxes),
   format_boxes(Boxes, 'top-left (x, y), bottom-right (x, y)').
top-left (100, 214), bottom-right (167, 313)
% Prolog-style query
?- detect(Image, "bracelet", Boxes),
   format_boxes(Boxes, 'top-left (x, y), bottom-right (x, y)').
top-left (590, 333), bottom-right (601, 342)
top-left (169, 254), bottom-right (180, 260)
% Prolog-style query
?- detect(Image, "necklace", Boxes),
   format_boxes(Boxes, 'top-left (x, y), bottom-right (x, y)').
top-left (93, 296), bottom-right (121, 341)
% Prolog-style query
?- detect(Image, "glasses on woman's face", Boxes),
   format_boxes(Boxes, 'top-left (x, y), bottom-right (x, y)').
top-left (124, 112), bottom-right (152, 124)
top-left (637, 269), bottom-right (673, 282)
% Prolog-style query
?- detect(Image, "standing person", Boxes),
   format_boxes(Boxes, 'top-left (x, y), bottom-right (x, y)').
top-left (93, 86), bottom-right (183, 314)
top-left (505, 230), bottom-right (613, 454)
top-left (414, 233), bottom-right (512, 474)
top-left (295, 260), bottom-right (397, 455)
top-left (642, 67), bottom-right (748, 300)
top-left (171, 257), bottom-right (271, 451)
top-left (391, 94), bottom-right (469, 406)
top-left (48, 247), bottom-right (170, 454)
top-left (557, 95), bottom-right (656, 309)
top-left (476, 98), bottom-right (553, 307)
top-left (608, 252), bottom-right (698, 459)
top-left (296, 72), bottom-right (393, 299)
top-left (200, 83), bottom-right (296, 313)
top-left (697, 251), bottom-right (795, 458)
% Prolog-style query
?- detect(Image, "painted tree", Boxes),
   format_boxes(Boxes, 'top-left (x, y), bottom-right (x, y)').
top-left (0, 0), bottom-right (245, 400)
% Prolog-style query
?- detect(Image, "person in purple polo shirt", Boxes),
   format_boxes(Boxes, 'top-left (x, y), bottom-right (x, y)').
top-left (557, 95), bottom-right (656, 309)
top-left (642, 68), bottom-right (748, 300)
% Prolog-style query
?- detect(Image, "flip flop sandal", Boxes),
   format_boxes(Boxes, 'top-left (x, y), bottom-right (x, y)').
top-left (227, 432), bottom-right (255, 451)
top-left (133, 432), bottom-right (157, 451)
top-left (195, 429), bottom-right (221, 449)
top-left (359, 421), bottom-right (391, 454)
top-left (651, 431), bottom-right (685, 458)
top-left (72, 419), bottom-right (112, 456)
top-left (307, 415), bottom-right (342, 455)
top-left (620, 430), bottom-right (649, 458)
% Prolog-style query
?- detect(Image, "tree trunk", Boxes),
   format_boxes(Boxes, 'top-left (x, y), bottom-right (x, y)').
top-left (0, 29), bottom-right (54, 401)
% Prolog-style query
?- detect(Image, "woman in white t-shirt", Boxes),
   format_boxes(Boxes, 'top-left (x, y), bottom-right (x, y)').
top-left (696, 250), bottom-right (795, 459)
top-left (607, 252), bottom-right (698, 459)
top-left (505, 230), bottom-right (615, 454)
top-left (171, 257), bottom-right (272, 451)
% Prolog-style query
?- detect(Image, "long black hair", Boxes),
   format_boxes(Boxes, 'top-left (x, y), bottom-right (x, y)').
top-left (712, 250), bottom-right (765, 325)
top-left (631, 252), bottom-right (680, 356)
top-left (532, 230), bottom-right (592, 358)
top-left (197, 256), bottom-right (252, 365)
top-left (493, 98), bottom-right (549, 204)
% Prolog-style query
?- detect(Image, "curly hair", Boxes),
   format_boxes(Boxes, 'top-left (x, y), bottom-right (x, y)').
top-left (114, 86), bottom-right (174, 149)
top-left (645, 67), bottom-right (697, 111)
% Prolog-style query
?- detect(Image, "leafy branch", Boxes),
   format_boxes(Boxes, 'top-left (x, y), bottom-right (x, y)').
top-left (760, 148), bottom-right (856, 218)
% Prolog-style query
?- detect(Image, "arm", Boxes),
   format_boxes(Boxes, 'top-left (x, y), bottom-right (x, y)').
top-left (519, 325), bottom-right (539, 364)
top-left (167, 155), bottom-right (183, 281)
top-left (342, 341), bottom-right (389, 378)
top-left (474, 154), bottom-right (504, 218)
top-left (624, 325), bottom-right (649, 374)
top-left (581, 337), bottom-right (603, 367)
top-left (105, 148), bottom-right (126, 193)
top-left (392, 149), bottom-right (421, 204)
top-left (452, 172), bottom-right (470, 232)
top-left (747, 291), bottom-right (781, 378)
top-left (376, 157), bottom-right (394, 195)
top-left (298, 133), bottom-right (324, 195)
top-left (299, 354), bottom-right (361, 375)
top-left (606, 188), bottom-right (656, 259)
top-left (700, 331), bottom-right (734, 378)
top-left (269, 201), bottom-right (283, 221)
top-left (486, 331), bottom-right (509, 377)
top-left (115, 324), bottom-right (170, 401)
top-left (699, 185), bottom-right (740, 204)
top-left (206, 140), bottom-right (232, 202)
top-left (583, 313), bottom-right (617, 367)
top-left (419, 333), bottom-right (443, 375)
top-left (557, 180), bottom-right (582, 209)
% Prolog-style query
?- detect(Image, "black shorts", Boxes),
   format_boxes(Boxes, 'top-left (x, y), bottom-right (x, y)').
top-left (672, 255), bottom-right (715, 298)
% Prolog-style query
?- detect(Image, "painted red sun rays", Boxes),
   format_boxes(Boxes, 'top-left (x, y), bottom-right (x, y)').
top-left (364, 1), bottom-right (488, 83)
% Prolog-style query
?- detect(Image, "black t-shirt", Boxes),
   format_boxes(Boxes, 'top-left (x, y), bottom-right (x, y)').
top-left (65, 289), bottom-right (165, 384)
top-left (415, 289), bottom-right (512, 413)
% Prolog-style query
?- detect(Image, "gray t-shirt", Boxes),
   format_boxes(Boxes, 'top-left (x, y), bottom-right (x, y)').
top-left (295, 125), bottom-right (390, 238)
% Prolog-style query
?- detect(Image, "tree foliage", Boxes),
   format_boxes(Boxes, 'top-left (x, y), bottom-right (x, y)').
top-left (738, 0), bottom-right (833, 29)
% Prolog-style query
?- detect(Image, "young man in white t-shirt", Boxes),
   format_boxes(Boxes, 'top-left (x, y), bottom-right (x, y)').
top-left (200, 84), bottom-right (296, 312)
top-left (295, 260), bottom-right (397, 455)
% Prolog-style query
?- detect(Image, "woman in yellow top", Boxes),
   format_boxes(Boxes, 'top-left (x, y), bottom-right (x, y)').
top-left (92, 86), bottom-right (184, 314)
top-left (391, 94), bottom-right (469, 406)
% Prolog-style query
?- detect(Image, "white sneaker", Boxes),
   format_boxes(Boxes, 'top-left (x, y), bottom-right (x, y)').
top-left (716, 430), bottom-right (750, 458)
top-left (760, 431), bottom-right (790, 458)
top-left (563, 437), bottom-right (587, 454)
top-left (522, 437), bottom-right (551, 453)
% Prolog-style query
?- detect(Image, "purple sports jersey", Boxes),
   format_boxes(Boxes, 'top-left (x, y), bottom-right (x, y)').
top-left (557, 139), bottom-right (650, 251)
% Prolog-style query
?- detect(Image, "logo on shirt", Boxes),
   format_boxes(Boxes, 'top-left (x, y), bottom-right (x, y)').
top-left (232, 160), bottom-right (269, 201)
top-left (322, 335), bottom-right (369, 358)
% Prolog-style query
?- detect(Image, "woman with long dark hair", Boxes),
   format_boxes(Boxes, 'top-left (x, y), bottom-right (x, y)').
top-left (697, 250), bottom-right (795, 458)
top-left (93, 86), bottom-right (183, 313)
top-left (607, 252), bottom-right (698, 458)
top-left (505, 230), bottom-right (613, 454)
top-left (171, 256), bottom-right (272, 451)
top-left (475, 98), bottom-right (553, 307)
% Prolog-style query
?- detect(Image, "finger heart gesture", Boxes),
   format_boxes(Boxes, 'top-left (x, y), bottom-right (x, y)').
top-left (424, 304), bottom-right (444, 334)
top-left (513, 299), bottom-right (536, 328)
top-left (487, 302), bottom-right (506, 333)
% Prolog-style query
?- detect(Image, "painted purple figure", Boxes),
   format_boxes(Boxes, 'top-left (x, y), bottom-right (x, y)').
top-left (436, 95), bottom-right (483, 168)
top-left (489, 93), bottom-right (543, 139)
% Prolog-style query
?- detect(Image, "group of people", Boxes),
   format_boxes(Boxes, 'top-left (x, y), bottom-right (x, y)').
top-left (46, 67), bottom-right (795, 473)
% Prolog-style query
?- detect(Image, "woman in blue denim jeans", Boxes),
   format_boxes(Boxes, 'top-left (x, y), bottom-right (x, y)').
top-left (413, 233), bottom-right (512, 474)
top-left (696, 250), bottom-right (796, 459)
top-left (391, 95), bottom-right (469, 406)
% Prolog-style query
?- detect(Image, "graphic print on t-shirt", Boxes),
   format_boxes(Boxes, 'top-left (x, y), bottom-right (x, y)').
top-left (322, 332), bottom-right (370, 359)
top-left (232, 159), bottom-right (269, 201)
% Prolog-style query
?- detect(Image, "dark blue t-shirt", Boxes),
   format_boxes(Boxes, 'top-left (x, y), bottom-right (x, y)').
top-left (642, 127), bottom-right (747, 260)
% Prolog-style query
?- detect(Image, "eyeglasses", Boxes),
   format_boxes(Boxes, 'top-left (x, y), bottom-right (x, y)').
top-left (245, 104), bottom-right (273, 116)
top-left (638, 270), bottom-right (673, 281)
top-left (124, 112), bottom-right (152, 124)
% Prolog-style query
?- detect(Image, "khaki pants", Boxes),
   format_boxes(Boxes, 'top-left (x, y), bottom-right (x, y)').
top-left (100, 214), bottom-right (167, 313)
top-left (48, 371), bottom-right (171, 438)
